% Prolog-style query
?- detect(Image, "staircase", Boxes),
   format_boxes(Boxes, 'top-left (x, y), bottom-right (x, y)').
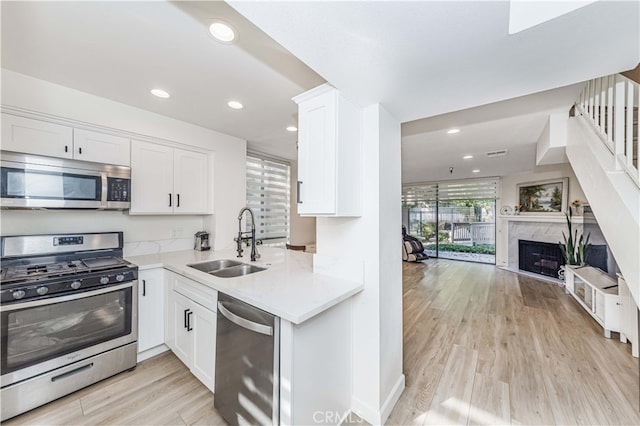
top-left (566, 73), bottom-right (639, 315)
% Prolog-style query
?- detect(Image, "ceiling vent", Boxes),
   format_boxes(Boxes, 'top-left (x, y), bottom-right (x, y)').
top-left (486, 149), bottom-right (508, 158)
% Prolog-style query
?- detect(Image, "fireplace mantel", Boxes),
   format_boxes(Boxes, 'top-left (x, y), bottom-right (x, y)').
top-left (499, 214), bottom-right (590, 224)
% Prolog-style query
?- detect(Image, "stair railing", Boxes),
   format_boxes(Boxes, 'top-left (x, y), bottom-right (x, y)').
top-left (576, 74), bottom-right (639, 187)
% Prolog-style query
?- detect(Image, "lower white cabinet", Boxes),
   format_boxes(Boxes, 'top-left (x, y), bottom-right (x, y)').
top-left (137, 268), bottom-right (165, 354)
top-left (165, 271), bottom-right (217, 392)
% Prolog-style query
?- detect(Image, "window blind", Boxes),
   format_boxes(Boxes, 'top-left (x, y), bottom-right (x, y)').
top-left (246, 153), bottom-right (291, 245)
top-left (402, 178), bottom-right (500, 204)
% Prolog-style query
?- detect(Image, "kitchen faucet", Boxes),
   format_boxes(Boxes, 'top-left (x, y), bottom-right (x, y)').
top-left (235, 207), bottom-right (260, 261)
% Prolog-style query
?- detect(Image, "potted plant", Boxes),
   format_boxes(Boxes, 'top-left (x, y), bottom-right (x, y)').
top-left (559, 208), bottom-right (591, 273)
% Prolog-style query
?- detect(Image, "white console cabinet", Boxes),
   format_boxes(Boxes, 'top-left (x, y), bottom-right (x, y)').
top-left (565, 266), bottom-right (621, 338)
top-left (293, 84), bottom-right (361, 217)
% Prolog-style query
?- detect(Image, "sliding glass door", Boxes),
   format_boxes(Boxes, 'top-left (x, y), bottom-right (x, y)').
top-left (402, 180), bottom-right (497, 264)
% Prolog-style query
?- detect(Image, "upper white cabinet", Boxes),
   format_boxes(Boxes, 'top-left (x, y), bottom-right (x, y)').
top-left (73, 129), bottom-right (130, 166)
top-left (130, 140), bottom-right (212, 215)
top-left (293, 84), bottom-right (361, 217)
top-left (2, 113), bottom-right (73, 159)
top-left (1, 114), bottom-right (131, 165)
top-left (173, 148), bottom-right (210, 214)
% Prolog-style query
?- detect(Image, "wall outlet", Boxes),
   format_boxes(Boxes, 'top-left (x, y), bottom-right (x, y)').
top-left (170, 228), bottom-right (184, 238)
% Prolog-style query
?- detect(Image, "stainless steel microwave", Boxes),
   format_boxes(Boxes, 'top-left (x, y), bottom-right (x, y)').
top-left (0, 151), bottom-right (130, 210)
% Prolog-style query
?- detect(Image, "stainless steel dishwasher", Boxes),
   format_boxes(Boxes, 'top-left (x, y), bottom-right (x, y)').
top-left (215, 293), bottom-right (280, 425)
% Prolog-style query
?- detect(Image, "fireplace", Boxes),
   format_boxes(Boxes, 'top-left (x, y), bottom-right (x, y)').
top-left (518, 240), bottom-right (565, 278)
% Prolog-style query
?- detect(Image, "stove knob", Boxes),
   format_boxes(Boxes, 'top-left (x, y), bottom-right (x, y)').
top-left (71, 281), bottom-right (82, 290)
top-left (12, 290), bottom-right (26, 300)
top-left (116, 274), bottom-right (125, 282)
top-left (36, 286), bottom-right (49, 296)
top-left (100, 276), bottom-right (110, 285)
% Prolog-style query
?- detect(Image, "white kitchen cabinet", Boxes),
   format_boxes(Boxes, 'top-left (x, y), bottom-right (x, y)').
top-left (137, 268), bottom-right (165, 354)
top-left (293, 84), bottom-right (361, 217)
top-left (189, 301), bottom-right (217, 388)
top-left (130, 140), bottom-right (212, 215)
top-left (1, 113), bottom-right (73, 159)
top-left (130, 141), bottom-right (174, 214)
top-left (165, 271), bottom-right (217, 392)
top-left (171, 291), bottom-right (195, 365)
top-left (173, 148), bottom-right (210, 214)
top-left (2, 114), bottom-right (130, 166)
top-left (73, 128), bottom-right (130, 166)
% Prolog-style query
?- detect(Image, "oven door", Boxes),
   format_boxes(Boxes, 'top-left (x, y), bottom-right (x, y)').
top-left (0, 281), bottom-right (137, 387)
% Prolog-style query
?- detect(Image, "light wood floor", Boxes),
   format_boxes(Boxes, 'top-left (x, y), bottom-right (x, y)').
top-left (6, 259), bottom-right (639, 425)
top-left (4, 351), bottom-right (225, 426)
top-left (387, 259), bottom-right (640, 425)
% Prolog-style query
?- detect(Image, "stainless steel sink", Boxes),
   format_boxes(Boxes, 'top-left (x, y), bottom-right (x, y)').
top-left (188, 259), bottom-right (266, 278)
top-left (187, 259), bottom-right (242, 274)
top-left (210, 263), bottom-right (266, 278)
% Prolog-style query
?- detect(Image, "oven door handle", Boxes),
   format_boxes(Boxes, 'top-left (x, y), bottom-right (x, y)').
top-left (0, 281), bottom-right (134, 312)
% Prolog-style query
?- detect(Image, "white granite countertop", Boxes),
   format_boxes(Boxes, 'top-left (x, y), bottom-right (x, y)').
top-left (126, 247), bottom-right (364, 324)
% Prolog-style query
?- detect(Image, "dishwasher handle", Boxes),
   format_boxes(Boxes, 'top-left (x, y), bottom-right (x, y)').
top-left (217, 301), bottom-right (273, 336)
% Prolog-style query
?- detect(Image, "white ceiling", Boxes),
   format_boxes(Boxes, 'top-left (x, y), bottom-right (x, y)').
top-left (2, 1), bottom-right (639, 183)
top-left (401, 82), bottom-right (585, 182)
top-left (0, 1), bottom-right (324, 160)
top-left (229, 0), bottom-right (639, 182)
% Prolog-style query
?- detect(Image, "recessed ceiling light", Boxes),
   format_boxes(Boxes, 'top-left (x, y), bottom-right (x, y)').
top-left (209, 21), bottom-right (236, 43)
top-left (286, 126), bottom-right (298, 132)
top-left (447, 128), bottom-right (461, 134)
top-left (227, 100), bottom-right (243, 110)
top-left (472, 169), bottom-right (480, 173)
top-left (463, 155), bottom-right (473, 159)
top-left (150, 88), bottom-right (170, 99)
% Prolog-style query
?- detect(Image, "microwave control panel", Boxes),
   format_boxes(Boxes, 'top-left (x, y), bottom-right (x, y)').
top-left (107, 178), bottom-right (130, 202)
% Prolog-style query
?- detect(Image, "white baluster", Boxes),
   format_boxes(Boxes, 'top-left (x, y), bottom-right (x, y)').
top-left (614, 76), bottom-right (626, 168)
top-left (626, 82), bottom-right (634, 169)
top-left (587, 79), bottom-right (593, 117)
top-left (607, 75), bottom-right (614, 147)
top-left (595, 78), bottom-right (601, 126)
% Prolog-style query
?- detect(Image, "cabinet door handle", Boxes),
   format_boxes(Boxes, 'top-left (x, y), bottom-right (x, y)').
top-left (78, 147), bottom-right (83, 155)
top-left (183, 308), bottom-right (190, 329)
top-left (187, 311), bottom-right (193, 331)
top-left (297, 181), bottom-right (302, 204)
top-left (169, 193), bottom-right (172, 207)
top-left (142, 279), bottom-right (146, 297)
top-left (177, 194), bottom-right (180, 208)
top-left (64, 145), bottom-right (68, 153)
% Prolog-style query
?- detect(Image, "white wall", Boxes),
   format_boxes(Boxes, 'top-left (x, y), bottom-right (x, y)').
top-left (289, 160), bottom-right (316, 246)
top-left (316, 104), bottom-right (403, 424)
top-left (0, 70), bottom-right (247, 254)
top-left (496, 162), bottom-right (586, 266)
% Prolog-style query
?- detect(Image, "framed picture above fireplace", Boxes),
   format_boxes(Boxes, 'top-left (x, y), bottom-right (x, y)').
top-left (517, 178), bottom-right (568, 214)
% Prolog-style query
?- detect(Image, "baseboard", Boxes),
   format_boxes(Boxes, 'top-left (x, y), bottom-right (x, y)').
top-left (350, 374), bottom-right (405, 425)
top-left (380, 374), bottom-right (405, 423)
top-left (136, 344), bottom-right (169, 363)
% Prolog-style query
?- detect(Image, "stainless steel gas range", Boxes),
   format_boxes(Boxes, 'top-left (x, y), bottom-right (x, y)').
top-left (0, 232), bottom-right (138, 421)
